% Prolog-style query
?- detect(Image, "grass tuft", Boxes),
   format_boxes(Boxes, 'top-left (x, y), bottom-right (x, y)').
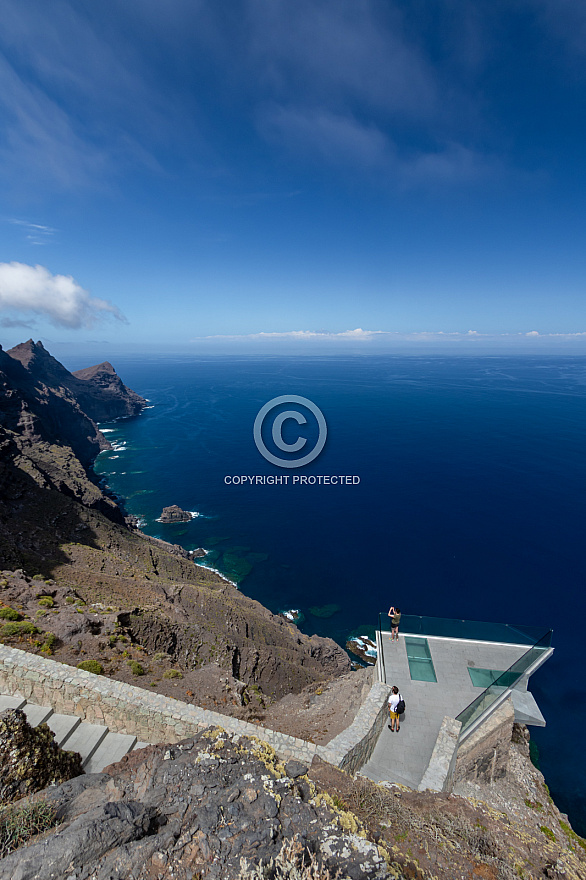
top-left (0, 800), bottom-right (58, 859)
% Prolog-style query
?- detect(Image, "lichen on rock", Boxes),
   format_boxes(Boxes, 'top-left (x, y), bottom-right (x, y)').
top-left (0, 709), bottom-right (82, 804)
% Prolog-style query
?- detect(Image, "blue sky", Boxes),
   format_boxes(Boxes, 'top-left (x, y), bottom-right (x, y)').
top-left (0, 0), bottom-right (585, 355)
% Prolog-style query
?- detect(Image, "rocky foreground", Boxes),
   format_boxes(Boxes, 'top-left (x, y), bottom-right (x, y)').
top-left (0, 722), bottom-right (392, 880)
top-left (1, 711), bottom-right (585, 880)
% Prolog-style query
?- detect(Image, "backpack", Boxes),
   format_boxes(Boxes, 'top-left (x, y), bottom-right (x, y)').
top-left (396, 697), bottom-right (406, 715)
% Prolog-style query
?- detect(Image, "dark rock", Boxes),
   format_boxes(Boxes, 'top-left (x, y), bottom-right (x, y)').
top-left (284, 760), bottom-right (308, 779)
top-left (346, 635), bottom-right (377, 665)
top-left (159, 505), bottom-right (193, 523)
top-left (0, 729), bottom-right (392, 880)
top-left (0, 341), bottom-right (130, 523)
top-left (0, 709), bottom-right (83, 803)
top-left (70, 360), bottom-right (146, 421)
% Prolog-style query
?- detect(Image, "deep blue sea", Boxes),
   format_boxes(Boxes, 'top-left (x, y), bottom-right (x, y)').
top-left (81, 354), bottom-right (586, 833)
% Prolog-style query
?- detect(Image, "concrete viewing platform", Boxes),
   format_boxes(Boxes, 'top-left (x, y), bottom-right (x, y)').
top-left (361, 626), bottom-right (552, 789)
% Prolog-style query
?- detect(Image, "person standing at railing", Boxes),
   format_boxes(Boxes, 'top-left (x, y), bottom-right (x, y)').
top-left (388, 606), bottom-right (401, 641)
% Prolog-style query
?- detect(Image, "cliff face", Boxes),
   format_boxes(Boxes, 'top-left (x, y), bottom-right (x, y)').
top-left (0, 339), bottom-right (147, 522)
top-left (6, 339), bottom-right (146, 433)
top-left (0, 342), bottom-right (107, 468)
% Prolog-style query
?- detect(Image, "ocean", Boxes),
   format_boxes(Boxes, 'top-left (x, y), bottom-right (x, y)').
top-left (82, 354), bottom-right (586, 833)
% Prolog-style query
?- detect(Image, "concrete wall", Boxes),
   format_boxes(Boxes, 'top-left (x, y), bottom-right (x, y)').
top-left (454, 698), bottom-right (515, 785)
top-left (0, 645), bottom-right (388, 773)
top-left (418, 716), bottom-right (461, 793)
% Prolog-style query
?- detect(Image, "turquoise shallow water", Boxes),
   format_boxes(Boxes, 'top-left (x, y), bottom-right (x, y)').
top-left (79, 354), bottom-right (586, 833)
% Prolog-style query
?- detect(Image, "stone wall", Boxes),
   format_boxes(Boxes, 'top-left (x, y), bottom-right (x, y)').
top-left (0, 645), bottom-right (317, 764)
top-left (0, 645), bottom-right (389, 773)
top-left (317, 681), bottom-right (392, 775)
top-left (454, 698), bottom-right (515, 785)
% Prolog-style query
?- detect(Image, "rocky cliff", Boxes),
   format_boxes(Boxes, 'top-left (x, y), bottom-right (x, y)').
top-left (7, 340), bottom-right (146, 424)
top-left (0, 340), bottom-right (350, 713)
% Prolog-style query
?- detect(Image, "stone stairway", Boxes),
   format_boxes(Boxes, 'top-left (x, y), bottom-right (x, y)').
top-left (0, 694), bottom-right (151, 773)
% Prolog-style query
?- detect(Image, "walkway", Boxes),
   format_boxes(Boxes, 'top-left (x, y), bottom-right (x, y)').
top-left (0, 693), bottom-right (151, 773)
top-left (361, 631), bottom-right (530, 788)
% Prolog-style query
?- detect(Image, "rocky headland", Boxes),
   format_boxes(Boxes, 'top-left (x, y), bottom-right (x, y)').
top-left (1, 339), bottom-right (585, 879)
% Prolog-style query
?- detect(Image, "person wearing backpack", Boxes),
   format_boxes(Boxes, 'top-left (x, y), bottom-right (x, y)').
top-left (388, 685), bottom-right (405, 732)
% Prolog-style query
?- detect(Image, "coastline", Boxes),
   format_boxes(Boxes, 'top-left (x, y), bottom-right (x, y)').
top-left (86, 355), bottom-right (586, 836)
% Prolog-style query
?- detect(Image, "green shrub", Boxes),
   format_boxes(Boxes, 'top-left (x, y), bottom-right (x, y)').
top-left (1, 621), bottom-right (39, 637)
top-left (65, 596), bottom-right (76, 604)
top-left (540, 826), bottom-right (556, 842)
top-left (0, 579), bottom-right (8, 589)
top-left (108, 634), bottom-right (118, 647)
top-left (77, 660), bottom-right (103, 675)
top-left (32, 574), bottom-right (45, 581)
top-left (0, 800), bottom-right (58, 859)
top-left (0, 608), bottom-right (21, 621)
top-left (38, 597), bottom-right (55, 608)
top-left (153, 652), bottom-right (171, 662)
top-left (163, 669), bottom-right (183, 680)
top-left (40, 633), bottom-right (57, 655)
top-left (559, 820), bottom-right (586, 851)
top-left (128, 660), bottom-right (145, 676)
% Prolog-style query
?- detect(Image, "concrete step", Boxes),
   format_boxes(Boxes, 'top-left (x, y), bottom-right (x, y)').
top-left (0, 692), bottom-right (152, 771)
top-left (62, 722), bottom-right (109, 767)
top-left (22, 703), bottom-right (54, 727)
top-left (0, 694), bottom-right (26, 712)
top-left (85, 732), bottom-right (138, 774)
top-left (46, 713), bottom-right (81, 747)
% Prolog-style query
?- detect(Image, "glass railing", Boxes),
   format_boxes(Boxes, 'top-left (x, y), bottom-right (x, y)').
top-left (379, 612), bottom-right (551, 647)
top-left (455, 629), bottom-right (553, 734)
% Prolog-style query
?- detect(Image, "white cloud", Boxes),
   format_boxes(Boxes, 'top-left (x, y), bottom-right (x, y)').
top-left (204, 328), bottom-right (383, 340)
top-left (9, 219), bottom-right (56, 245)
top-left (0, 262), bottom-right (127, 329)
top-left (198, 328), bottom-right (586, 345)
top-left (259, 107), bottom-right (390, 168)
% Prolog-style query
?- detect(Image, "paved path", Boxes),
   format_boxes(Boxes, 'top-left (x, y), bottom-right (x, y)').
top-left (0, 693), bottom-right (152, 773)
top-left (361, 632), bottom-right (528, 788)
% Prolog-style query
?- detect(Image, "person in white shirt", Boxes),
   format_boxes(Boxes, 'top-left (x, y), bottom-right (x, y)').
top-left (388, 685), bottom-right (402, 732)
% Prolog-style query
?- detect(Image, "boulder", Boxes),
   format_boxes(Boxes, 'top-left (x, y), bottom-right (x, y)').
top-left (0, 709), bottom-right (83, 804)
